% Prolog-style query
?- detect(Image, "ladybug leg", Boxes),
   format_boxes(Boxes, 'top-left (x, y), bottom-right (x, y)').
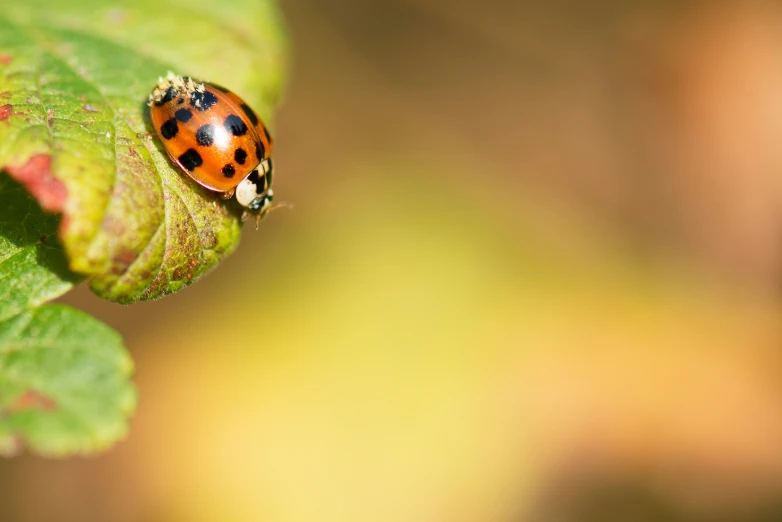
top-left (136, 132), bottom-right (154, 140)
top-left (222, 188), bottom-right (235, 200)
top-left (241, 209), bottom-right (250, 223)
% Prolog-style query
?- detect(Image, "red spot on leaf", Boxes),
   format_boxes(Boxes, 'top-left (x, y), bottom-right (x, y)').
top-left (11, 390), bottom-right (57, 412)
top-left (5, 154), bottom-right (68, 213)
top-left (0, 104), bottom-right (11, 121)
top-left (0, 55), bottom-right (12, 65)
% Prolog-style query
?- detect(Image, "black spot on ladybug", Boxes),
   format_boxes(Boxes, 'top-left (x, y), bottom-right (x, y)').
top-left (234, 148), bottom-right (247, 165)
top-left (178, 149), bottom-right (203, 171)
top-left (160, 118), bottom-right (178, 140)
top-left (255, 141), bottom-right (265, 160)
top-left (248, 169), bottom-right (264, 192)
top-left (222, 164), bottom-right (236, 177)
top-left (155, 86), bottom-right (177, 106)
top-left (177, 98), bottom-right (185, 105)
top-left (175, 108), bottom-right (192, 122)
top-left (240, 103), bottom-right (259, 126)
top-left (196, 124), bottom-right (216, 146)
top-left (225, 115), bottom-right (248, 136)
top-left (191, 90), bottom-right (218, 111)
top-left (262, 125), bottom-right (273, 145)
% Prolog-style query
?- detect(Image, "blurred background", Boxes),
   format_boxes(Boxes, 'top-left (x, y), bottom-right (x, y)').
top-left (3, 1), bottom-right (782, 521)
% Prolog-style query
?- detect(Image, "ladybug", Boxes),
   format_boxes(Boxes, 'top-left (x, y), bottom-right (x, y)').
top-left (148, 72), bottom-right (283, 227)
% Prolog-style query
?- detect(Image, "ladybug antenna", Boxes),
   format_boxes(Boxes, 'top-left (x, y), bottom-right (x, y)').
top-left (255, 201), bottom-right (293, 230)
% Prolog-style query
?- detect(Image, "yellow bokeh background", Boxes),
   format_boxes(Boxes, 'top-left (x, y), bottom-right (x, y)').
top-left (3, 2), bottom-right (782, 521)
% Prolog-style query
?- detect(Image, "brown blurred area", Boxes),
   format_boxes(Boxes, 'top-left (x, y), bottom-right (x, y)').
top-left (3, 1), bottom-right (782, 521)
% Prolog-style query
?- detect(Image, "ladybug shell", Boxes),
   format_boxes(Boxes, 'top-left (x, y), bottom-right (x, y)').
top-left (149, 82), bottom-right (273, 193)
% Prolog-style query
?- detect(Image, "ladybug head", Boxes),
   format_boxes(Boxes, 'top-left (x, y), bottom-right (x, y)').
top-left (248, 190), bottom-right (274, 217)
top-left (237, 159), bottom-right (290, 228)
top-left (244, 190), bottom-right (291, 229)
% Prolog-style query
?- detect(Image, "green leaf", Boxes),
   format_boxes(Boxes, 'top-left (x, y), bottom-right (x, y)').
top-left (0, 174), bottom-right (136, 456)
top-left (0, 175), bottom-right (81, 320)
top-left (0, 0), bottom-right (287, 303)
top-left (0, 305), bottom-right (136, 456)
